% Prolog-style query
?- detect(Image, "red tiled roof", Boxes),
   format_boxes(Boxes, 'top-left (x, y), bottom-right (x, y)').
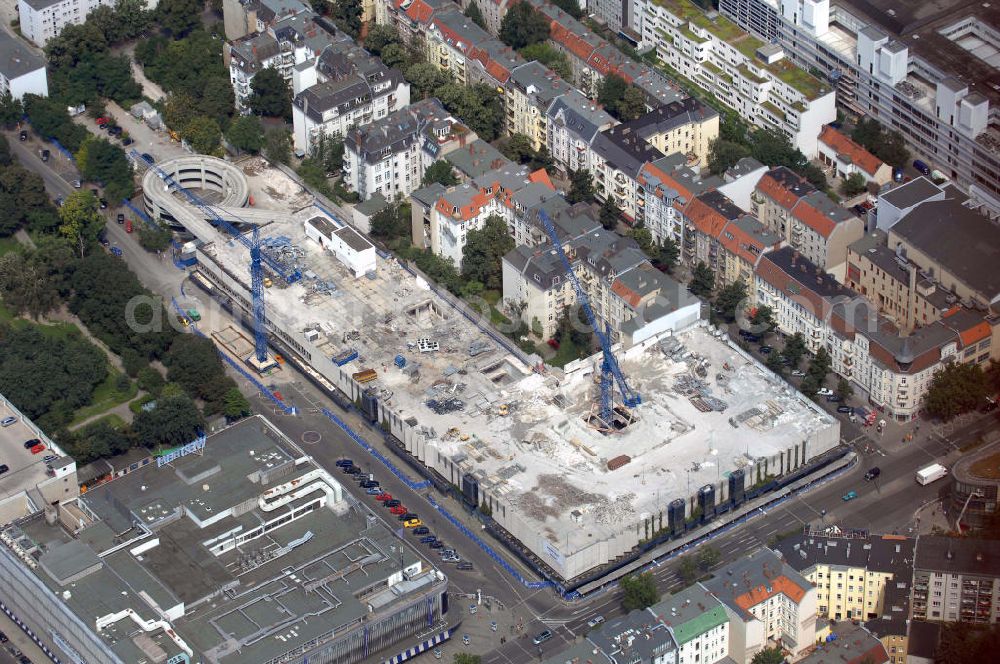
top-left (404, 0), bottom-right (436, 24)
top-left (756, 172), bottom-right (804, 210)
top-left (611, 279), bottom-right (642, 308)
top-left (684, 196), bottom-right (730, 238)
top-left (958, 320), bottom-right (991, 347)
top-left (791, 198), bottom-right (836, 237)
top-left (638, 162), bottom-right (693, 202)
top-left (819, 126), bottom-right (884, 176)
top-left (528, 169), bottom-right (555, 190)
top-left (733, 576), bottom-right (806, 611)
top-left (717, 219), bottom-right (777, 266)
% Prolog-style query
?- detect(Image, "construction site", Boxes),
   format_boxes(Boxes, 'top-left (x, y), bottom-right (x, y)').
top-left (144, 155), bottom-right (840, 583)
top-left (0, 417), bottom-right (450, 664)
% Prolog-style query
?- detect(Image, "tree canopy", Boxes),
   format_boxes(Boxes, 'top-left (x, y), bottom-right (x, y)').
top-left (715, 280), bottom-right (747, 323)
top-left (59, 191), bottom-right (106, 258)
top-left (620, 572), bottom-right (660, 611)
top-left (226, 114), bottom-right (264, 153)
top-left (462, 215), bottom-right (514, 292)
top-left (76, 137), bottom-right (135, 203)
top-left (566, 168), bottom-right (594, 204)
top-left (156, 0), bottom-right (203, 37)
top-left (924, 362), bottom-right (989, 421)
top-left (599, 74), bottom-right (648, 121)
top-left (422, 160), bottom-right (459, 187)
top-left (852, 117), bottom-right (910, 169)
top-left (249, 67), bottom-right (293, 120)
top-left (329, 0), bottom-right (363, 38)
top-left (499, 2), bottom-right (551, 50)
top-left (464, 1), bottom-right (487, 29)
top-left (518, 42), bottom-right (572, 81)
top-left (750, 646), bottom-right (786, 664)
top-left (689, 262), bottom-right (715, 298)
top-left (134, 394), bottom-right (205, 448)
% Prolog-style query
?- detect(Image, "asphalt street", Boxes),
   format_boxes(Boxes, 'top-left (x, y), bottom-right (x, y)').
top-left (9, 133), bottom-right (991, 663)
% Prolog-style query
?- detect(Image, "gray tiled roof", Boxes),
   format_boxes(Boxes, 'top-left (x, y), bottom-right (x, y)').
top-left (346, 98), bottom-right (452, 165)
top-left (547, 90), bottom-right (615, 143)
top-left (0, 29), bottom-right (45, 79)
top-left (445, 140), bottom-right (511, 179)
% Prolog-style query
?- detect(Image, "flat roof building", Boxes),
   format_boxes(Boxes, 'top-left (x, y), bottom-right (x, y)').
top-left (0, 416), bottom-right (450, 664)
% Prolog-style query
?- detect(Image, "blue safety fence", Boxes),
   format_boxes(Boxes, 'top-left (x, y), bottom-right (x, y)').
top-left (320, 407), bottom-right (431, 490)
top-left (167, 297), bottom-right (296, 416)
top-left (49, 138), bottom-right (76, 162)
top-left (122, 199), bottom-right (156, 227)
top-left (426, 494), bottom-right (553, 591)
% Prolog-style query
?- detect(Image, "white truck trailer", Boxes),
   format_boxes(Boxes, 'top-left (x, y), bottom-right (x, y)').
top-left (916, 463), bottom-right (948, 485)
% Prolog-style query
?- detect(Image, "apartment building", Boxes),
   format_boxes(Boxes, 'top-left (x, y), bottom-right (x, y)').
top-left (343, 98), bottom-right (473, 201)
top-left (444, 138), bottom-right (510, 180)
top-left (291, 47), bottom-right (409, 156)
top-left (410, 163), bottom-right (558, 266)
top-left (702, 548), bottom-right (818, 663)
top-left (589, 123), bottom-right (664, 223)
top-left (775, 528), bottom-right (913, 662)
top-left (681, 190), bottom-right (742, 274)
top-left (618, 97), bottom-right (720, 169)
top-left (227, 10), bottom-right (353, 113)
top-left (16, 0), bottom-right (120, 46)
top-left (754, 246), bottom-right (993, 419)
top-left (633, 0), bottom-right (836, 157)
top-left (502, 219), bottom-right (700, 343)
top-left (546, 88), bottom-right (617, 175)
top-left (222, 0), bottom-right (309, 41)
top-left (752, 166), bottom-right (864, 275)
top-left (912, 536), bottom-right (1000, 624)
top-left (817, 125), bottom-right (892, 187)
top-left (647, 585), bottom-right (730, 664)
top-left (639, 153), bottom-right (721, 248)
top-left (717, 0), bottom-right (1000, 214)
top-left (0, 29), bottom-right (47, 100)
top-left (505, 61), bottom-right (571, 151)
top-left (460, 0), bottom-right (512, 36)
top-left (588, 609), bottom-right (679, 664)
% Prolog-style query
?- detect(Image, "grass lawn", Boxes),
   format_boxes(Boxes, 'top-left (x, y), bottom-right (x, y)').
top-left (549, 337), bottom-right (586, 368)
top-left (0, 236), bottom-right (22, 256)
top-left (70, 368), bottom-right (138, 426)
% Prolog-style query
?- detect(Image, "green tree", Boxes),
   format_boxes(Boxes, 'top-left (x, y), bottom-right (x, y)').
top-left (461, 215), bottom-right (514, 291)
top-left (924, 363), bottom-right (989, 421)
top-left (518, 42), bottom-right (572, 80)
top-left (566, 168), bottom-right (594, 204)
top-left (837, 376), bottom-right (854, 400)
top-left (840, 172), bottom-right (867, 197)
top-left (157, 0), bottom-right (203, 37)
top-left (226, 114), bottom-right (264, 153)
top-left (766, 350), bottom-right (786, 374)
top-left (137, 366), bottom-right (166, 396)
top-left (808, 346), bottom-right (832, 380)
top-left (550, 0), bottom-right (583, 19)
top-left (164, 334), bottom-right (235, 411)
top-left (619, 572), bottom-right (659, 611)
top-left (465, 1), bottom-right (486, 29)
top-left (689, 261), bottom-right (715, 298)
top-left (499, 2), bottom-right (551, 50)
top-left (500, 133), bottom-right (535, 165)
top-left (696, 545), bottom-right (721, 571)
top-left (599, 197), bottom-right (619, 231)
top-left (263, 127), bottom-right (292, 164)
top-left (678, 556), bottom-right (700, 584)
top-left (657, 237), bottom-right (679, 274)
top-left (249, 67), bottom-right (292, 120)
top-left (364, 24), bottom-right (400, 56)
top-left (134, 395), bottom-right (205, 448)
top-left (137, 222), bottom-right (173, 253)
top-left (422, 160), bottom-right (459, 187)
top-left (0, 92), bottom-right (23, 128)
top-left (380, 42), bottom-right (408, 70)
top-left (751, 646), bottom-right (786, 664)
top-left (223, 387), bottom-right (251, 421)
top-left (58, 191), bottom-right (105, 257)
top-left (370, 204), bottom-right (409, 242)
top-left (182, 115), bottom-right (222, 155)
top-left (329, 0), bottom-right (363, 37)
top-left (0, 253), bottom-right (60, 319)
top-left (782, 332), bottom-right (808, 368)
top-left (598, 74), bottom-right (629, 113)
top-left (631, 227), bottom-right (654, 255)
top-left (750, 305), bottom-right (776, 337)
top-left (714, 279), bottom-right (747, 323)
top-left (406, 62), bottom-right (449, 99)
top-left (708, 138), bottom-right (752, 175)
top-left (851, 118), bottom-right (882, 149)
top-left (76, 137), bottom-right (134, 203)
top-left (616, 86), bottom-right (647, 121)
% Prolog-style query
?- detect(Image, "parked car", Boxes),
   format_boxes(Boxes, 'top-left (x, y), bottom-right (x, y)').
top-left (141, 152), bottom-right (155, 165)
top-left (825, 394), bottom-right (842, 402)
top-left (864, 467), bottom-right (881, 481)
top-left (99, 198), bottom-right (108, 209)
top-left (0, 631), bottom-right (7, 643)
top-left (587, 616), bottom-right (606, 628)
top-left (759, 345), bottom-right (773, 354)
top-left (816, 387), bottom-right (834, 396)
top-left (389, 506), bottom-right (407, 515)
top-left (398, 512), bottom-right (418, 521)
top-left (335, 459), bottom-right (353, 467)
top-left (95, 117), bottom-right (109, 126)
top-left (893, 167), bottom-right (904, 182)
top-left (837, 405), bottom-right (853, 413)
top-left (72, 179), bottom-right (82, 188)
top-left (360, 480), bottom-right (379, 488)
top-left (122, 137), bottom-right (134, 146)
top-left (40, 149), bottom-right (49, 162)
top-left (429, 541), bottom-right (444, 549)
top-left (375, 492), bottom-right (392, 502)
top-left (0, 465), bottom-right (8, 475)
top-left (117, 213), bottom-right (125, 224)
top-left (533, 630), bottom-right (553, 645)
top-left (913, 159), bottom-right (930, 175)
top-left (384, 499), bottom-right (401, 508)
top-left (18, 130), bottom-right (26, 141)
top-left (842, 490), bottom-right (858, 501)
top-left (365, 487), bottom-right (381, 495)
top-left (23, 438), bottom-right (41, 449)
top-left (413, 526), bottom-right (430, 535)
top-left (42, 455), bottom-right (58, 463)
top-left (404, 518), bottom-right (423, 528)
top-left (791, 369), bottom-right (805, 377)
top-left (456, 561), bottom-right (473, 570)
top-left (1, 416), bottom-right (17, 427)
top-left (420, 536), bottom-right (437, 544)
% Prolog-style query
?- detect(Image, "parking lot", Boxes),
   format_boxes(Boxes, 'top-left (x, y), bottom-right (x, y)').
top-left (0, 402), bottom-right (58, 514)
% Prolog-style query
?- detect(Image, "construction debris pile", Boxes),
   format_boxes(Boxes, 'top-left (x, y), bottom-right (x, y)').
top-left (673, 374), bottom-right (728, 413)
top-left (728, 400), bottom-right (786, 431)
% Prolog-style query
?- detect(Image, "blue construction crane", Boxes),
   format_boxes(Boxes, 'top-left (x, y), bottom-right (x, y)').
top-left (537, 209), bottom-right (641, 427)
top-left (135, 151), bottom-right (302, 283)
top-left (250, 227), bottom-right (267, 363)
